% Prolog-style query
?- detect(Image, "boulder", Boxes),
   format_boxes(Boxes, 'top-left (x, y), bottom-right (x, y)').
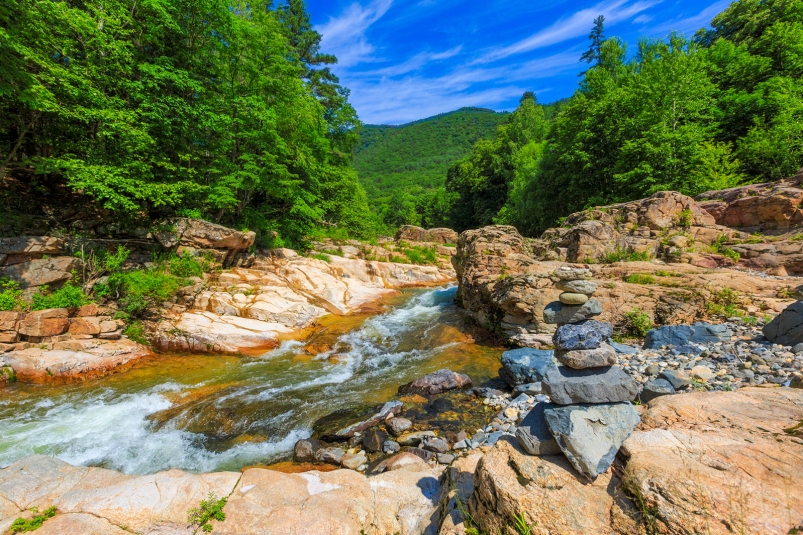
top-left (543, 299), bottom-right (602, 325)
top-left (643, 324), bottom-right (695, 349)
top-left (0, 236), bottom-right (67, 256)
top-left (555, 343), bottom-right (617, 369)
top-left (515, 403), bottom-right (561, 455)
top-left (542, 366), bottom-right (639, 405)
top-left (544, 402), bottom-right (641, 479)
top-left (499, 348), bottom-right (556, 387)
top-left (368, 452), bottom-right (430, 475)
top-left (395, 225), bottom-right (457, 244)
top-left (154, 218), bottom-right (255, 251)
top-left (608, 339), bottom-right (638, 354)
top-left (0, 257), bottom-right (80, 288)
top-left (689, 321), bottom-right (732, 344)
top-left (658, 369), bottom-right (691, 390)
top-left (763, 300), bottom-right (803, 346)
top-left (68, 317), bottom-right (101, 336)
top-left (553, 320), bottom-right (613, 350)
top-left (399, 369), bottom-right (472, 395)
top-left (0, 311), bottom-right (21, 331)
top-left (293, 438), bottom-right (323, 462)
top-left (386, 417), bottom-right (413, 436)
top-left (17, 308), bottom-right (70, 337)
top-left (361, 428), bottom-right (388, 453)
top-left (639, 378), bottom-right (676, 403)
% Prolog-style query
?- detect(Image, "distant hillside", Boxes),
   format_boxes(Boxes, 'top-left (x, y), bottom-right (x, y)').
top-left (353, 107), bottom-right (508, 202)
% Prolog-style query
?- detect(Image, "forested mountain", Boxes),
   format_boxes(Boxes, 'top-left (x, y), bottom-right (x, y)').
top-left (0, 0), bottom-right (376, 247)
top-left (447, 0), bottom-right (803, 234)
top-left (353, 108), bottom-right (507, 228)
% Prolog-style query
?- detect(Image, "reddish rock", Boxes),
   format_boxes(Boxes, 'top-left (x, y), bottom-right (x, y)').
top-left (76, 303), bottom-right (99, 317)
top-left (0, 311), bottom-right (21, 331)
top-left (399, 368), bottom-right (472, 395)
top-left (153, 217), bottom-right (255, 251)
top-left (18, 309), bottom-right (70, 337)
top-left (68, 317), bottom-right (101, 336)
top-left (99, 320), bottom-right (118, 333)
top-left (396, 225), bottom-right (458, 244)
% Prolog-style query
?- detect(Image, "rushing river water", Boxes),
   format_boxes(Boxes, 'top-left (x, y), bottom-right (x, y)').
top-left (0, 286), bottom-right (502, 475)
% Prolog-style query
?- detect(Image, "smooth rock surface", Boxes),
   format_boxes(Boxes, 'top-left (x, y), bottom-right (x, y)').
top-left (639, 378), bottom-right (676, 403)
top-left (555, 279), bottom-right (598, 295)
top-left (553, 320), bottom-right (613, 350)
top-left (763, 300), bottom-right (803, 346)
top-left (399, 369), bottom-right (472, 395)
top-left (555, 343), bottom-right (617, 369)
top-left (543, 366), bottom-right (639, 405)
top-left (553, 266), bottom-right (591, 280)
top-left (559, 292), bottom-right (589, 305)
top-left (499, 348), bottom-right (556, 387)
top-left (543, 299), bottom-right (602, 325)
top-left (515, 403), bottom-right (561, 455)
top-left (544, 402), bottom-right (641, 478)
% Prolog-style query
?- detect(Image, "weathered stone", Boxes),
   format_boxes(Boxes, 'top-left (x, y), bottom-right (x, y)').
top-left (403, 446), bottom-right (435, 462)
top-left (499, 348), bottom-right (556, 387)
top-left (639, 378), bottom-right (676, 403)
top-left (399, 368), bottom-right (472, 395)
top-left (18, 309), bottom-right (70, 337)
top-left (314, 447), bottom-right (344, 465)
top-left (421, 437), bottom-right (450, 453)
top-left (608, 339), bottom-right (638, 354)
top-left (689, 322), bottom-right (732, 344)
top-left (292, 438), bottom-right (322, 462)
top-left (544, 402), bottom-right (641, 478)
top-left (0, 311), bottom-right (21, 331)
top-left (559, 292), bottom-right (588, 305)
top-left (542, 366), bottom-right (639, 405)
top-left (339, 453), bottom-right (367, 470)
top-left (154, 217), bottom-right (255, 251)
top-left (553, 320), bottom-right (613, 351)
top-left (643, 324), bottom-right (695, 349)
top-left (543, 299), bottom-right (602, 325)
top-left (324, 400), bottom-right (403, 440)
top-left (75, 303), bottom-right (99, 317)
top-left (68, 317), bottom-right (101, 336)
top-left (383, 440), bottom-right (400, 453)
top-left (763, 300), bottom-right (803, 346)
top-left (396, 431), bottom-right (435, 447)
top-left (658, 369), bottom-right (691, 390)
top-left (395, 225), bottom-right (458, 244)
top-left (553, 266), bottom-right (591, 280)
top-left (555, 279), bottom-right (598, 295)
top-left (386, 417), bottom-right (413, 436)
top-left (515, 403), bottom-right (561, 455)
top-left (0, 236), bottom-right (67, 256)
top-left (790, 376), bottom-right (803, 389)
top-left (691, 365), bottom-right (715, 381)
top-left (362, 428), bottom-right (388, 453)
top-left (0, 257), bottom-right (80, 288)
top-left (555, 343), bottom-right (617, 369)
top-left (368, 452), bottom-right (430, 475)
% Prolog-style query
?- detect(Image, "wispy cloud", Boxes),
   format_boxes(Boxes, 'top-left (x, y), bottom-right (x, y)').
top-left (647, 0), bottom-right (729, 36)
top-left (633, 14), bottom-right (653, 24)
top-left (474, 0), bottom-right (662, 64)
top-left (316, 0), bottom-right (394, 67)
top-left (361, 46), bottom-right (463, 77)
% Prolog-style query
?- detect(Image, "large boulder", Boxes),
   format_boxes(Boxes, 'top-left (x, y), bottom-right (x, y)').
top-left (396, 226), bottom-right (458, 244)
top-left (544, 402), bottom-right (641, 479)
top-left (542, 365), bottom-right (639, 405)
top-left (17, 308), bottom-right (70, 337)
top-left (0, 257), bottom-right (80, 288)
top-left (153, 218), bottom-right (255, 252)
top-left (643, 322), bottom-right (731, 350)
top-left (399, 369), bottom-right (471, 395)
top-left (499, 348), bottom-right (556, 387)
top-left (0, 236), bottom-right (67, 264)
top-left (763, 300), bottom-right (803, 346)
top-left (543, 299), bottom-right (602, 324)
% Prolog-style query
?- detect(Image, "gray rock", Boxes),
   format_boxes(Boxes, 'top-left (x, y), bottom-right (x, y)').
top-left (399, 368), bottom-right (472, 395)
top-left (421, 437), bottom-right (450, 453)
top-left (386, 417), bottom-right (413, 437)
top-left (293, 438), bottom-right (323, 462)
top-left (514, 382), bottom-right (543, 395)
top-left (555, 279), bottom-right (598, 295)
top-left (690, 322), bottom-right (732, 344)
top-left (639, 378), bottom-right (676, 403)
top-left (643, 325), bottom-right (695, 349)
top-left (763, 301), bottom-right (803, 346)
top-left (543, 300), bottom-right (602, 325)
top-left (452, 439), bottom-right (469, 450)
top-left (436, 453), bottom-right (455, 464)
top-left (544, 402), bottom-right (641, 479)
top-left (670, 344), bottom-right (706, 356)
top-left (515, 403), bottom-right (561, 455)
top-left (485, 431), bottom-right (505, 446)
top-left (542, 365), bottom-right (639, 405)
top-left (645, 364), bottom-right (660, 376)
top-left (658, 370), bottom-right (691, 390)
top-left (792, 342), bottom-right (803, 354)
top-left (396, 430), bottom-right (435, 446)
top-left (553, 266), bottom-right (591, 280)
top-left (383, 440), bottom-right (401, 453)
top-left (608, 339), bottom-right (638, 354)
top-left (500, 348), bottom-right (557, 387)
top-left (790, 376), bottom-right (803, 389)
top-left (553, 320), bottom-right (613, 351)
top-left (314, 447), bottom-right (344, 465)
top-left (555, 343), bottom-right (617, 369)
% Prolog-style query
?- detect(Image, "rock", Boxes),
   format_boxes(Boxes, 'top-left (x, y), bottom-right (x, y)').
top-left (76, 303), bottom-right (99, 317)
top-left (555, 343), bottom-right (617, 369)
top-left (559, 292), bottom-right (588, 305)
top-left (68, 317), bottom-right (101, 336)
top-left (689, 321), bottom-right (733, 343)
top-left (339, 453), bottom-right (367, 470)
top-left (369, 452), bottom-right (431, 475)
top-left (793, 342), bottom-right (803, 354)
top-left (543, 366), bottom-right (639, 405)
top-left (396, 225), bottom-right (458, 244)
top-left (544, 402), bottom-right (641, 479)
top-left (643, 324), bottom-right (695, 349)
top-left (646, 364), bottom-right (660, 376)
top-left (386, 417), bottom-right (413, 436)
top-left (657, 369), bottom-right (691, 390)
top-left (515, 403), bottom-right (561, 455)
top-left (18, 308), bottom-right (70, 337)
top-left (639, 378), bottom-right (676, 403)
top-left (361, 428), bottom-right (388, 453)
top-left (314, 447), bottom-right (344, 465)
top-left (554, 266), bottom-right (591, 280)
top-left (553, 320), bottom-right (613, 351)
top-left (324, 401), bottom-right (404, 440)
top-left (690, 365), bottom-right (715, 381)
top-left (436, 453), bottom-right (455, 465)
top-left (543, 299), bottom-right (602, 325)
top-left (403, 447), bottom-right (435, 462)
top-left (484, 431), bottom-right (505, 446)
top-left (399, 368), bottom-right (472, 395)
top-left (293, 438), bottom-right (322, 462)
top-left (763, 300), bottom-right (803, 346)
top-left (608, 339), bottom-right (638, 354)
top-left (621, 387), bottom-right (803, 535)
top-left (0, 257), bottom-right (80, 288)
top-left (0, 236), bottom-right (67, 256)
top-left (555, 279), bottom-right (598, 295)
top-left (155, 217), bottom-right (255, 251)
top-left (499, 348), bottom-right (556, 387)
top-left (669, 343), bottom-right (706, 356)
top-left (514, 382), bottom-right (543, 395)
top-left (421, 437), bottom-right (450, 453)
top-left (383, 440), bottom-right (400, 453)
top-left (396, 431), bottom-right (436, 447)
top-left (0, 311), bottom-right (21, 331)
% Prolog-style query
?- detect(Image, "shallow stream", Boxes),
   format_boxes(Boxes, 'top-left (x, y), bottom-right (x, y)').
top-left (0, 286), bottom-right (502, 474)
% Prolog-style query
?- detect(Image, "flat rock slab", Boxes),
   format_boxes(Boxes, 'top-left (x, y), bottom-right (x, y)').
top-left (400, 368), bottom-right (472, 395)
top-left (544, 402), bottom-right (641, 479)
top-left (515, 403), bottom-right (561, 455)
top-left (499, 348), bottom-right (556, 387)
top-left (553, 320), bottom-right (613, 350)
top-left (542, 366), bottom-right (639, 405)
top-left (555, 343), bottom-right (616, 369)
top-left (543, 300), bottom-right (602, 325)
top-left (644, 322), bottom-right (732, 349)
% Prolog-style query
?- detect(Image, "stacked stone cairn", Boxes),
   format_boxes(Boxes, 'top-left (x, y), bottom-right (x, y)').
top-left (517, 265), bottom-right (641, 479)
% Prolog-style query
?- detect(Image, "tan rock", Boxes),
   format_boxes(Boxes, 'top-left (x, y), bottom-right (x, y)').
top-left (559, 292), bottom-right (588, 305)
top-left (0, 332), bottom-right (18, 343)
top-left (98, 320), bottom-right (118, 333)
top-left (35, 513), bottom-right (129, 535)
top-left (0, 257), bottom-right (80, 288)
top-left (76, 303), bottom-right (99, 317)
top-left (18, 309), bottom-right (70, 337)
top-left (0, 311), bottom-right (21, 331)
top-left (439, 452), bottom-right (483, 535)
top-left (68, 317), bottom-right (101, 336)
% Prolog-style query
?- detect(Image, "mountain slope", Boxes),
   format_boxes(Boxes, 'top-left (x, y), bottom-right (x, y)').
top-left (353, 107), bottom-right (508, 202)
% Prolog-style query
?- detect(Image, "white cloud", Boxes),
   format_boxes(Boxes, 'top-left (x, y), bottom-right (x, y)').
top-left (633, 14), bottom-right (653, 24)
top-left (360, 46), bottom-right (463, 77)
top-left (474, 0), bottom-right (662, 64)
top-left (647, 0), bottom-right (730, 36)
top-left (316, 0), bottom-right (394, 67)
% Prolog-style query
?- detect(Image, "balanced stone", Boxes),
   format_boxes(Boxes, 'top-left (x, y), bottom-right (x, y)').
top-left (554, 266), bottom-right (591, 280)
top-left (499, 348), bottom-right (557, 387)
top-left (544, 402), bottom-right (641, 479)
top-left (639, 378), bottom-right (676, 403)
top-left (542, 365), bottom-right (639, 405)
top-left (515, 403), bottom-right (561, 455)
top-left (543, 300), bottom-right (602, 325)
top-left (553, 320), bottom-right (613, 351)
top-left (559, 292), bottom-right (588, 305)
top-left (555, 279), bottom-right (598, 295)
top-left (555, 343), bottom-right (617, 369)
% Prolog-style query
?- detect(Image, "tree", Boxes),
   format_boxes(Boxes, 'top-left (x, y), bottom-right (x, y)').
top-left (580, 15), bottom-right (606, 73)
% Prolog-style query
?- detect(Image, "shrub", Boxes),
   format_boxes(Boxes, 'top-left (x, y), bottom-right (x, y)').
top-left (624, 274), bottom-right (655, 285)
top-left (115, 270), bottom-right (184, 317)
top-left (601, 248), bottom-right (652, 263)
top-left (0, 279), bottom-right (25, 311)
top-left (675, 209), bottom-right (693, 228)
top-left (187, 492), bottom-right (227, 533)
top-left (10, 506), bottom-right (56, 533)
top-left (403, 245), bottom-right (437, 265)
top-left (312, 253), bottom-right (331, 263)
top-left (124, 321), bottom-right (148, 344)
top-left (706, 287), bottom-right (745, 317)
top-left (621, 308), bottom-right (654, 338)
top-left (168, 251), bottom-right (204, 278)
top-left (31, 284), bottom-right (91, 311)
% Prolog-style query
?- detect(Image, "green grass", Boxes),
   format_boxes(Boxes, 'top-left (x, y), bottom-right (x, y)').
top-left (601, 248), bottom-right (652, 263)
top-left (674, 208), bottom-right (693, 228)
top-left (706, 287), bottom-right (744, 317)
top-left (312, 253), bottom-right (331, 263)
top-left (0, 278), bottom-right (25, 311)
top-left (187, 492), bottom-right (227, 533)
top-left (123, 321), bottom-right (148, 344)
top-left (621, 308), bottom-right (654, 338)
top-left (624, 274), bottom-right (655, 285)
top-left (31, 283), bottom-right (92, 311)
top-left (402, 245), bottom-right (437, 265)
top-left (10, 506), bottom-right (56, 533)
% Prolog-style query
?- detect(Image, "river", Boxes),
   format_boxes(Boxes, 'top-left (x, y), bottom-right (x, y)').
top-left (0, 286), bottom-right (502, 475)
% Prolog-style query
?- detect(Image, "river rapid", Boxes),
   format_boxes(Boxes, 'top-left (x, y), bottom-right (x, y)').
top-left (0, 286), bottom-right (501, 475)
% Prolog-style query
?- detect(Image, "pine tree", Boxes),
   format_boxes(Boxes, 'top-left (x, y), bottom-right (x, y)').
top-left (580, 15), bottom-right (606, 74)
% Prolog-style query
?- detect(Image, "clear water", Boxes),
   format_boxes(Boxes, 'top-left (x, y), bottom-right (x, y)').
top-left (0, 286), bottom-right (501, 474)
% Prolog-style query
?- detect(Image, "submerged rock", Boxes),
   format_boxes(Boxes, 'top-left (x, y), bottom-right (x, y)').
top-left (544, 402), bottom-right (641, 479)
top-left (542, 366), bottom-right (639, 405)
top-left (399, 369), bottom-right (472, 395)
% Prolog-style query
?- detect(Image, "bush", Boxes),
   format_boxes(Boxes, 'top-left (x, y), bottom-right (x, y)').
top-left (30, 284), bottom-right (91, 311)
top-left (621, 308), bottom-right (653, 338)
top-left (403, 245), bottom-right (437, 265)
top-left (0, 279), bottom-right (25, 311)
top-left (10, 506), bottom-right (56, 533)
top-left (601, 248), bottom-right (652, 263)
top-left (113, 270), bottom-right (184, 318)
top-left (168, 251), bottom-right (205, 278)
top-left (675, 209), bottom-right (693, 228)
top-left (624, 274), bottom-right (655, 285)
top-left (123, 321), bottom-right (148, 344)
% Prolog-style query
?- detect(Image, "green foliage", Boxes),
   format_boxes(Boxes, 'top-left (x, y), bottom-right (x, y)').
top-left (621, 308), bottom-right (654, 338)
top-left (513, 513), bottom-right (535, 535)
top-left (706, 287), bottom-right (744, 317)
top-left (675, 209), bottom-right (694, 228)
top-left (112, 270), bottom-right (184, 318)
top-left (401, 245), bottom-right (437, 265)
top-left (10, 506), bottom-right (56, 533)
top-left (0, 278), bottom-right (25, 311)
top-left (123, 321), bottom-right (148, 345)
top-left (30, 284), bottom-right (91, 311)
top-left (168, 252), bottom-right (205, 279)
top-left (312, 253), bottom-right (331, 263)
top-left (624, 274), bottom-right (656, 285)
top-left (601, 248), bottom-right (652, 263)
top-left (187, 492), bottom-right (227, 533)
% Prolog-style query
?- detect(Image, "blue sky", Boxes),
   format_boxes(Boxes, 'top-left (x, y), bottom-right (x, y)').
top-left (305, 0), bottom-right (731, 125)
